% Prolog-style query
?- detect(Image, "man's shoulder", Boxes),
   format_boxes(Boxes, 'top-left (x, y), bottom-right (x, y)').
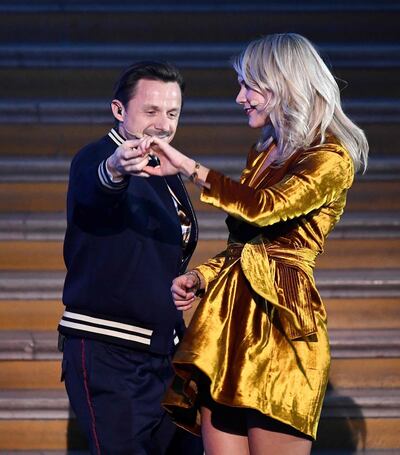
top-left (77, 133), bottom-right (113, 156)
top-left (72, 133), bottom-right (114, 165)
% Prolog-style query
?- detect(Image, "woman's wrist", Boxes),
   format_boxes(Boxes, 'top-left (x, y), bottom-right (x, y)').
top-left (180, 157), bottom-right (210, 188)
top-left (179, 157), bottom-right (196, 177)
top-left (185, 269), bottom-right (205, 294)
top-left (185, 270), bottom-right (200, 291)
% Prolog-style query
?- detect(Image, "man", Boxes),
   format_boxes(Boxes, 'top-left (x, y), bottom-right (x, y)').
top-left (58, 61), bottom-right (202, 454)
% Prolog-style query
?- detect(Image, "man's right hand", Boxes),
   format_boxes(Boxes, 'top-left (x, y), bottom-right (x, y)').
top-left (106, 138), bottom-right (152, 179)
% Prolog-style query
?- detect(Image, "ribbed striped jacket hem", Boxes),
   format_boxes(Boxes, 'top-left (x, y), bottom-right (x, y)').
top-left (58, 309), bottom-right (180, 353)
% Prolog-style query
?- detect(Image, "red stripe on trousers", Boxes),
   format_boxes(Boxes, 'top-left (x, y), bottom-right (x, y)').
top-left (81, 338), bottom-right (101, 454)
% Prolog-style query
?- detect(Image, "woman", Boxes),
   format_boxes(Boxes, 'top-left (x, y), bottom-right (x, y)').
top-left (142, 33), bottom-right (368, 455)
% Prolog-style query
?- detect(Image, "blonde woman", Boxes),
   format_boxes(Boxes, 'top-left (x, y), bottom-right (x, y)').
top-left (141, 33), bottom-right (368, 455)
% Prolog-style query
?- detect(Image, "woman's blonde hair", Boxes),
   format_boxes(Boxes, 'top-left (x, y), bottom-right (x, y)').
top-left (233, 33), bottom-right (368, 172)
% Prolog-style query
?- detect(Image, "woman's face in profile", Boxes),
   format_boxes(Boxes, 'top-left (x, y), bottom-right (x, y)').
top-left (236, 78), bottom-right (273, 129)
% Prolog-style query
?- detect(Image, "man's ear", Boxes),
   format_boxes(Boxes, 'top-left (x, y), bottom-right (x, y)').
top-left (111, 100), bottom-right (124, 121)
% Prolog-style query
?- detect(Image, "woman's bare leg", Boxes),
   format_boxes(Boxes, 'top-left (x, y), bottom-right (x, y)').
top-left (248, 426), bottom-right (312, 455)
top-left (201, 406), bottom-right (250, 455)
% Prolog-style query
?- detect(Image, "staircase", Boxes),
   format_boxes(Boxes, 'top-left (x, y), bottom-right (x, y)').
top-left (0, 1), bottom-right (399, 453)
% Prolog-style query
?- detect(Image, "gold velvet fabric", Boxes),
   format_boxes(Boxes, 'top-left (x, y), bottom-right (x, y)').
top-left (163, 138), bottom-right (354, 439)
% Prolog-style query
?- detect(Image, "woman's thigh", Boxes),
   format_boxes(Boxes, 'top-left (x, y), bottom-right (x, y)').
top-left (201, 406), bottom-right (250, 455)
top-left (200, 398), bottom-right (312, 455)
top-left (247, 410), bottom-right (312, 455)
top-left (248, 426), bottom-right (312, 455)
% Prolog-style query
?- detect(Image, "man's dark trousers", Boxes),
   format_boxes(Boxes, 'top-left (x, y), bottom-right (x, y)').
top-left (62, 336), bottom-right (203, 455)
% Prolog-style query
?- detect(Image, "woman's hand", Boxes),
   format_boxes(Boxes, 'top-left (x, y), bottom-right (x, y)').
top-left (141, 137), bottom-right (195, 177)
top-left (171, 270), bottom-right (205, 311)
top-left (123, 136), bottom-right (211, 186)
top-left (171, 274), bottom-right (198, 311)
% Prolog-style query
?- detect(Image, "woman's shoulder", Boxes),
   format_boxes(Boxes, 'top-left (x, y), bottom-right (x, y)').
top-left (297, 135), bottom-right (353, 167)
top-left (306, 134), bottom-right (349, 156)
top-left (289, 136), bottom-right (354, 188)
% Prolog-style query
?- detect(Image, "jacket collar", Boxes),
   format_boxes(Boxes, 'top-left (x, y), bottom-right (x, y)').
top-left (108, 128), bottom-right (125, 146)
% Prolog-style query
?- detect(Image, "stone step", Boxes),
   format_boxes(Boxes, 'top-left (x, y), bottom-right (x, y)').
top-left (328, 329), bottom-right (400, 359)
top-left (315, 416), bottom-right (400, 451)
top-left (0, 123), bottom-right (398, 158)
top-left (1, 43), bottom-right (399, 69)
top-left (0, 269), bottom-right (398, 301)
top-left (0, 98), bottom-right (399, 125)
top-left (0, 271), bottom-right (65, 300)
top-left (1, 356), bottom-right (399, 391)
top-left (0, 155), bottom-right (397, 182)
top-left (0, 213), bottom-right (67, 240)
top-left (326, 298), bottom-right (400, 330)
top-left (1, 329), bottom-right (398, 362)
top-left (0, 211), bottom-right (398, 241)
top-left (0, 420), bottom-right (398, 452)
top-left (0, 300), bottom-right (62, 331)
top-left (0, 418), bottom-right (87, 451)
top-left (0, 4), bottom-right (398, 45)
top-left (0, 417), bottom-right (397, 451)
top-left (0, 180), bottom-right (398, 213)
top-left (3, 66), bottom-right (399, 102)
top-left (0, 331), bottom-right (62, 361)
top-left (1, 297), bottom-right (399, 332)
top-left (0, 182), bottom-right (67, 213)
top-left (0, 360), bottom-right (62, 390)
top-left (1, 46), bottom-right (399, 100)
top-left (322, 388), bottom-right (400, 418)
top-left (0, 237), bottom-right (399, 271)
top-left (0, 330), bottom-right (399, 390)
top-left (314, 269), bottom-right (400, 299)
top-left (0, 389), bottom-right (398, 450)
top-left (329, 359), bottom-right (400, 390)
top-left (0, 123), bottom-right (262, 158)
top-left (0, 388), bottom-right (398, 419)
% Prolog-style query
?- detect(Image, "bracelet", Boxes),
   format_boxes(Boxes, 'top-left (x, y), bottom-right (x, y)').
top-left (185, 270), bottom-right (201, 290)
top-left (185, 270), bottom-right (205, 297)
top-left (189, 161), bottom-right (201, 185)
top-left (188, 161), bottom-right (211, 189)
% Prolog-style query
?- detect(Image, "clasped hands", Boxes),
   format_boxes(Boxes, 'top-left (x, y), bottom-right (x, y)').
top-left (106, 135), bottom-right (193, 180)
top-left (171, 270), bottom-right (205, 312)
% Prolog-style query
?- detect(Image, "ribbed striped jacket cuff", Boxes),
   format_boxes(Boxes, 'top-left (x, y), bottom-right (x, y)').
top-left (98, 159), bottom-right (129, 191)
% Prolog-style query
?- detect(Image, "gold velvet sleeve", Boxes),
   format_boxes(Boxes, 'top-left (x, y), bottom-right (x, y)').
top-left (193, 250), bottom-right (226, 291)
top-left (201, 145), bottom-right (354, 227)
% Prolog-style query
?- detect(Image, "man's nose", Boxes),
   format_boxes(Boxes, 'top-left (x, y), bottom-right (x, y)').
top-left (154, 115), bottom-right (171, 131)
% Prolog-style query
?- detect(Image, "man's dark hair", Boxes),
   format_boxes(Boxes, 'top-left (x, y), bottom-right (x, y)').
top-left (113, 61), bottom-right (185, 106)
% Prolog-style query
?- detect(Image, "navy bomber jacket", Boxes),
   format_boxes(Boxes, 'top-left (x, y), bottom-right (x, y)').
top-left (58, 129), bottom-right (198, 355)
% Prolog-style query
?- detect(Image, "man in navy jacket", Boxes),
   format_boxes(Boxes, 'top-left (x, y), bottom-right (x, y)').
top-left (58, 61), bottom-right (201, 454)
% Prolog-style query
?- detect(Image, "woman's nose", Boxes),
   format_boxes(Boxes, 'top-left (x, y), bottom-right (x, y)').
top-left (236, 86), bottom-right (246, 105)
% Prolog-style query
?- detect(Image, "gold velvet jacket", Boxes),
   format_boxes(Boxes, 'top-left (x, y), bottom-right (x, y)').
top-left (196, 139), bottom-right (355, 339)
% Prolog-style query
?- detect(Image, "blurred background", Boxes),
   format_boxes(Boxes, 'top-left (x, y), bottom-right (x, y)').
top-left (0, 1), bottom-right (399, 453)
